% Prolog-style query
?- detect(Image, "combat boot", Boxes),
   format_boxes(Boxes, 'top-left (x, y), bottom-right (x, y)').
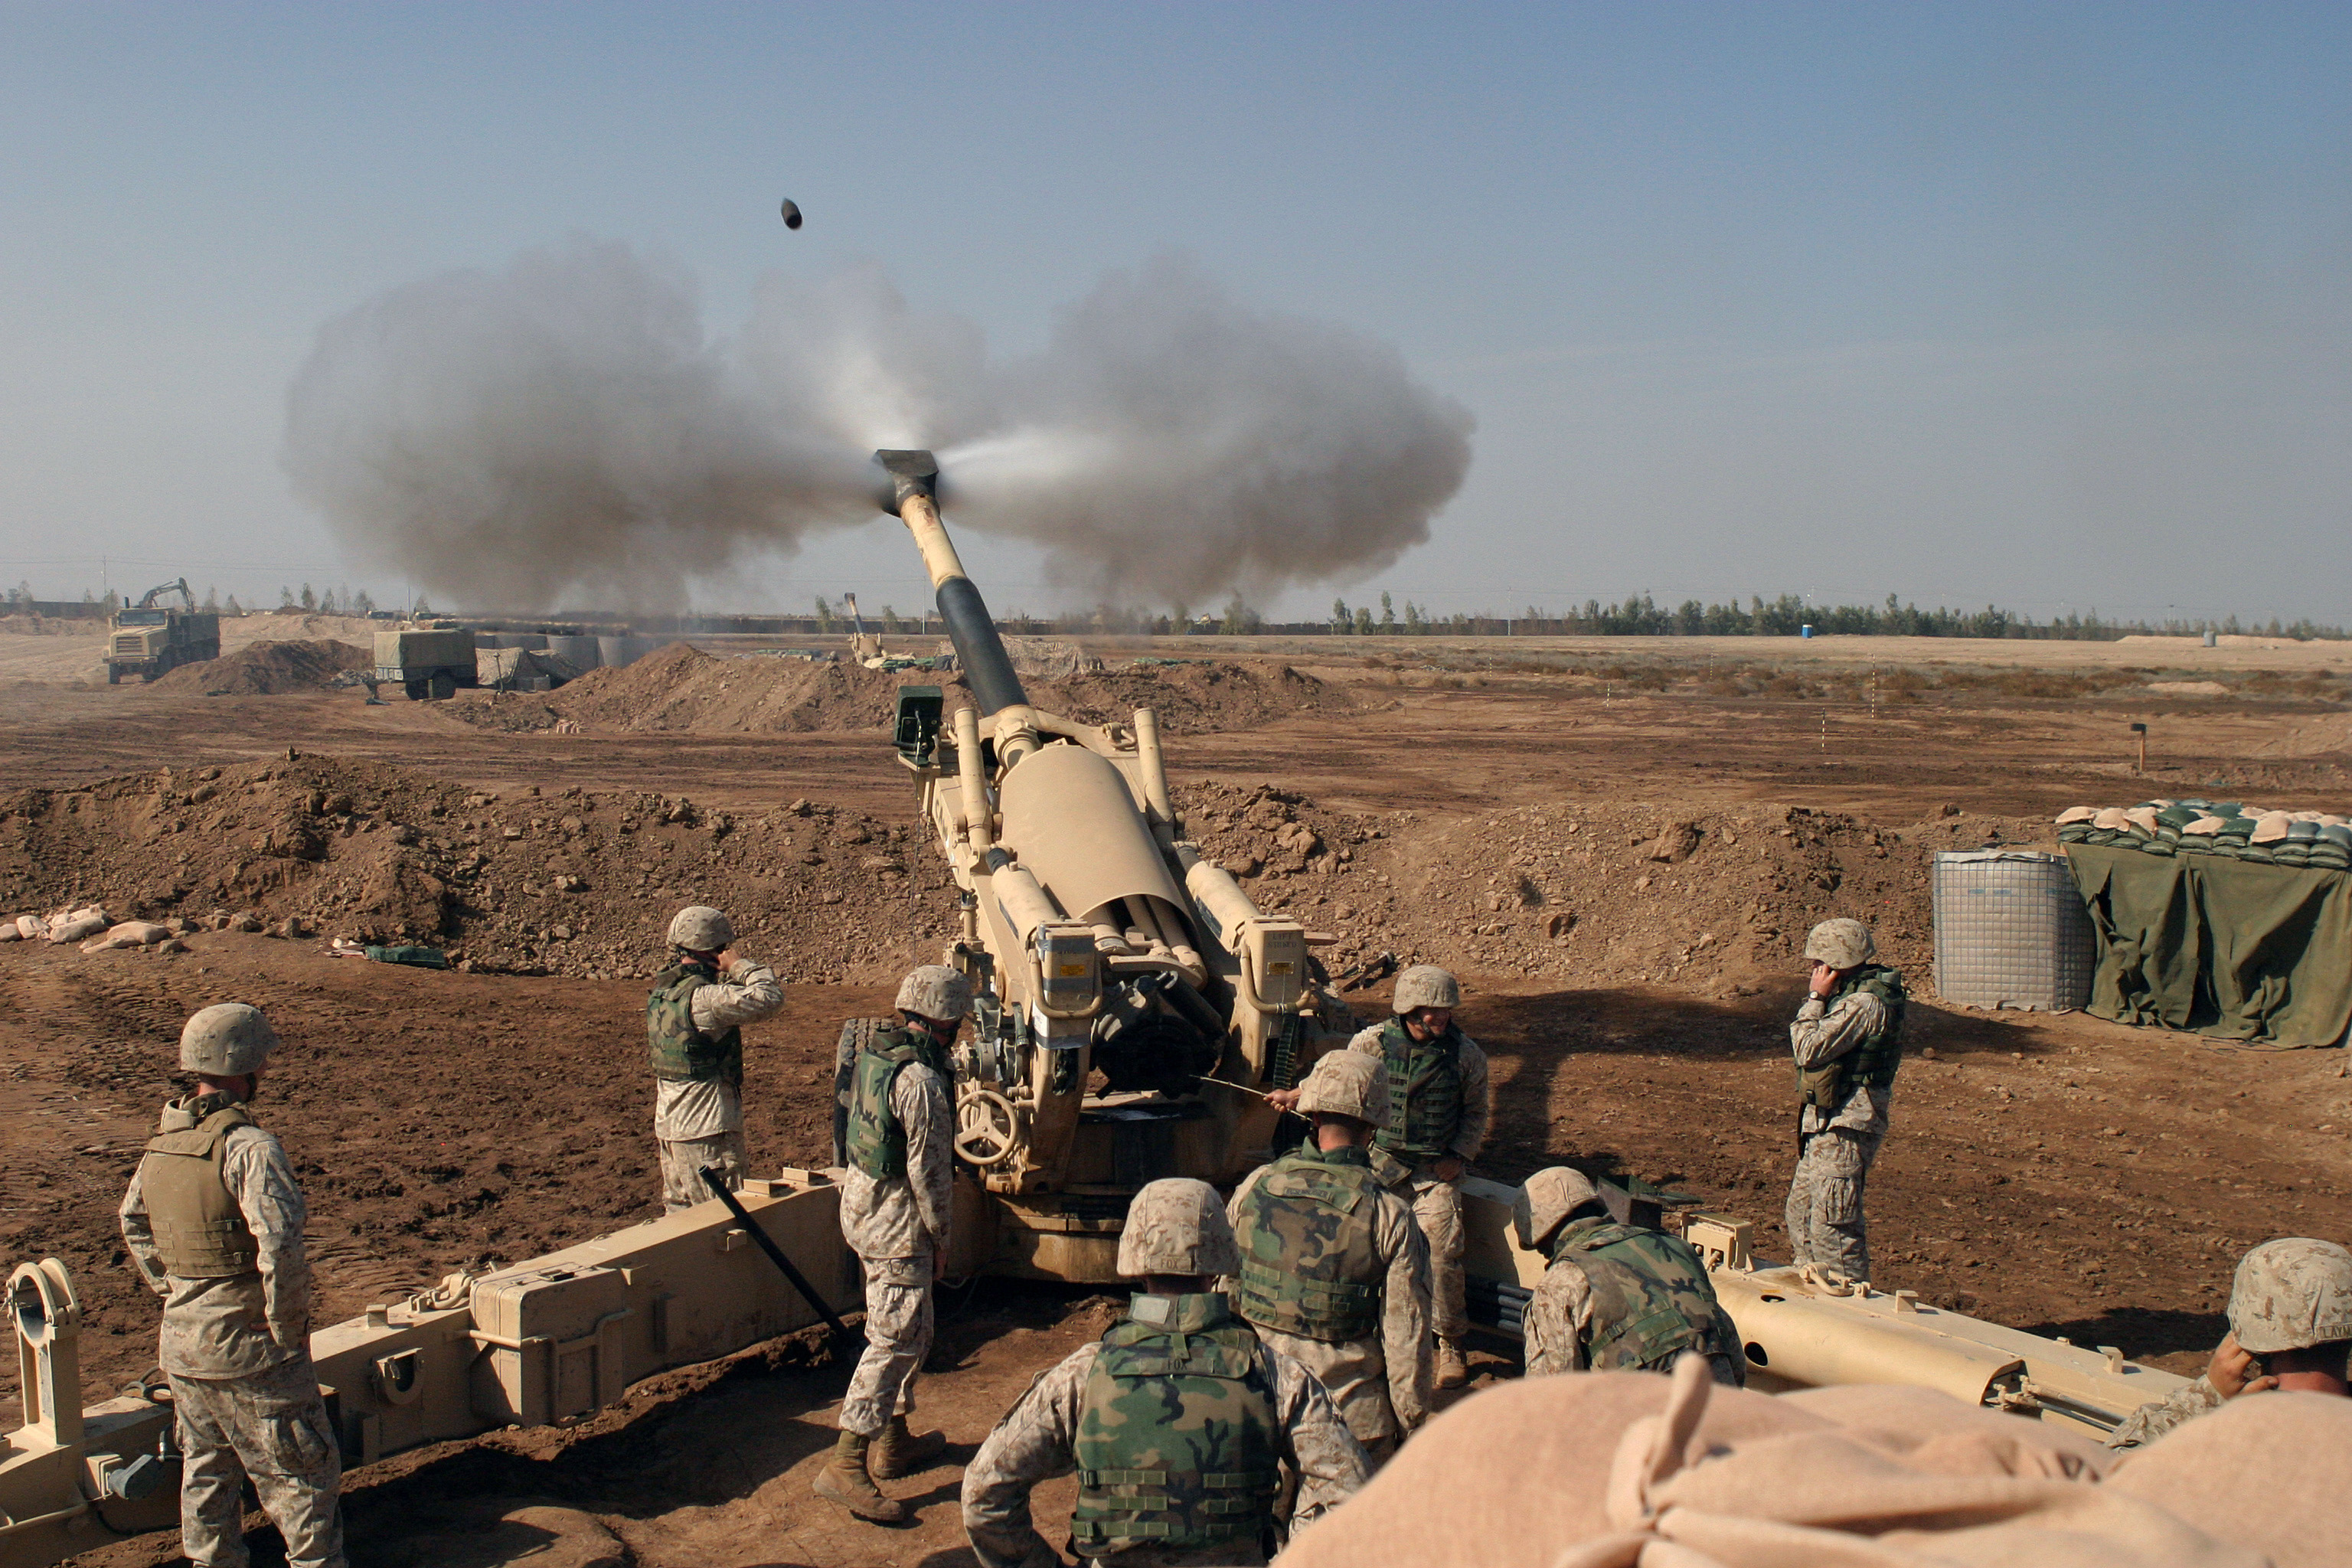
top-left (1435, 1337), bottom-right (1469, 1390)
top-left (813, 1429), bottom-right (906, 1522)
top-left (871, 1414), bottom-right (947, 1479)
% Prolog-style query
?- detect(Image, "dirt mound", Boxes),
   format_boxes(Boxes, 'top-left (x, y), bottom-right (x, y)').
top-left (154, 638), bottom-right (371, 695)
top-left (1037, 660), bottom-right (1354, 733)
top-left (1174, 780), bottom-right (2052, 998)
top-left (447, 644), bottom-right (1349, 737)
top-left (449, 642), bottom-right (959, 735)
top-left (0, 757), bottom-right (961, 982)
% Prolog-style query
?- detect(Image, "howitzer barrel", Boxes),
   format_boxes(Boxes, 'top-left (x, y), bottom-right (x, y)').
top-left (875, 449), bottom-right (1027, 716)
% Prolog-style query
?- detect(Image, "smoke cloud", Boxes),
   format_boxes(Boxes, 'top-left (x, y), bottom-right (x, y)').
top-left (284, 239), bottom-right (1472, 609)
top-left (946, 253), bottom-right (1475, 604)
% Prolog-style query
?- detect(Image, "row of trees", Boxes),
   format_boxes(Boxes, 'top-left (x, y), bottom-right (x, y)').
top-left (1321, 590), bottom-right (2348, 642)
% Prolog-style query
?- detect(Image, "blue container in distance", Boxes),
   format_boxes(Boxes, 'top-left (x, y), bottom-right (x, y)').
top-left (1801, 624), bottom-right (1815, 639)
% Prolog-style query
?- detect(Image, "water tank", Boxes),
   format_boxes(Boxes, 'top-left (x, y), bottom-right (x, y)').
top-left (545, 635), bottom-right (603, 670)
top-left (1932, 850), bottom-right (2095, 1010)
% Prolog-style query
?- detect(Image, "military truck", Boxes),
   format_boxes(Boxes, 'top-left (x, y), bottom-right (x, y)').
top-left (374, 620), bottom-right (479, 701)
top-left (104, 579), bottom-right (220, 684)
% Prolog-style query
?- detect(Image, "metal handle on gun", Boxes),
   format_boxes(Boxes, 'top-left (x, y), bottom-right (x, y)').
top-left (1190, 1075), bottom-right (1301, 1117)
top-left (697, 1167), bottom-right (856, 1346)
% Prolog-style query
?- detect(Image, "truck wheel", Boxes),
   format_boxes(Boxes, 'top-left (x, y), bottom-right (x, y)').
top-left (106, 669), bottom-right (120, 685)
top-left (428, 671), bottom-right (457, 701)
top-left (405, 680), bottom-right (429, 702)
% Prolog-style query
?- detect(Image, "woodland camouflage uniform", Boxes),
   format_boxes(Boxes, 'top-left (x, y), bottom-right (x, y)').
top-left (961, 1292), bottom-right (1370, 1567)
top-left (1227, 1143), bottom-right (1434, 1454)
top-left (119, 1090), bottom-right (345, 1568)
top-left (1522, 1214), bottom-right (1746, 1387)
top-left (1785, 951), bottom-right (1905, 1282)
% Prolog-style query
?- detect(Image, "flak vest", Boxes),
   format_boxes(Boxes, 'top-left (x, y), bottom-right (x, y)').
top-left (1231, 1144), bottom-right (1383, 1342)
top-left (1550, 1216), bottom-right (1743, 1377)
top-left (1374, 1018), bottom-right (1464, 1165)
top-left (646, 962), bottom-right (743, 1086)
top-left (1795, 965), bottom-right (1907, 1112)
top-left (139, 1100), bottom-right (261, 1279)
top-left (1071, 1292), bottom-right (1282, 1555)
top-left (844, 1023), bottom-right (949, 1181)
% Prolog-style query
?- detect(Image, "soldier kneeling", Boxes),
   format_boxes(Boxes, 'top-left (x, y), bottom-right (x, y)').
top-left (1514, 1167), bottom-right (1746, 1387)
top-left (962, 1178), bottom-right (1370, 1568)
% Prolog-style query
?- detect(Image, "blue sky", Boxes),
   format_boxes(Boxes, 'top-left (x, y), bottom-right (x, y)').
top-left (2, 3), bottom-right (2347, 623)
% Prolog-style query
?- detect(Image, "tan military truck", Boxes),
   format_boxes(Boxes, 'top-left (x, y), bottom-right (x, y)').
top-left (104, 580), bottom-right (220, 684)
top-left (373, 620), bottom-right (479, 701)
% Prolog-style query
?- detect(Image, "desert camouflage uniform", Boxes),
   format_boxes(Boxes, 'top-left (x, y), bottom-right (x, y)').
top-left (1226, 1147), bottom-right (1433, 1454)
top-left (2108, 1237), bottom-right (2352, 1448)
top-left (1521, 1216), bottom-right (1746, 1387)
top-left (119, 1095), bottom-right (346, 1568)
top-left (651, 956), bottom-right (784, 1211)
top-left (2108, 1376), bottom-right (2223, 1449)
top-left (837, 1036), bottom-right (953, 1436)
top-left (1784, 978), bottom-right (1897, 1282)
top-left (961, 1295), bottom-right (1370, 1568)
top-left (1348, 1024), bottom-right (1490, 1342)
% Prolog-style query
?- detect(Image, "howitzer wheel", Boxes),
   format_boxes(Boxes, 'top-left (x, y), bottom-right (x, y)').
top-left (956, 1086), bottom-right (1021, 1168)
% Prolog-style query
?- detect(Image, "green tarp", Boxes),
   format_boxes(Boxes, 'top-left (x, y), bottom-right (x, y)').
top-left (2067, 844), bottom-right (2352, 1047)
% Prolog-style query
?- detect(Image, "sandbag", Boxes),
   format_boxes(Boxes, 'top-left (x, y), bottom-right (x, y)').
top-left (46, 909), bottom-right (110, 944)
top-left (81, 920), bottom-right (172, 953)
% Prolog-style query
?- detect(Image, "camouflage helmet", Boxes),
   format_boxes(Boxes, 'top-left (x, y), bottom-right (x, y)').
top-left (667, 905), bottom-right (734, 952)
top-left (1116, 1178), bottom-right (1242, 1279)
top-left (2227, 1238), bottom-right (2352, 1354)
top-left (180, 1003), bottom-right (276, 1076)
top-left (1804, 918), bottom-right (1875, 969)
top-left (1293, 1050), bottom-right (1387, 1125)
top-left (894, 964), bottom-right (972, 1024)
top-left (1513, 1167), bottom-right (1602, 1253)
top-left (1392, 964), bottom-right (1461, 1014)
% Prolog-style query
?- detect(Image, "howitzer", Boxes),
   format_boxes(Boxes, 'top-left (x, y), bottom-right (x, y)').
top-left (874, 449), bottom-right (1352, 1281)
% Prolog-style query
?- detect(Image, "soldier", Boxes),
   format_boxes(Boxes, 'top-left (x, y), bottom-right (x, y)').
top-left (814, 963), bottom-right (965, 1521)
top-left (962, 1178), bottom-right (1370, 1568)
top-left (2109, 1237), bottom-right (2352, 1448)
top-left (1332, 963), bottom-right (1490, 1390)
top-left (1783, 918), bottom-right (1905, 1284)
top-left (1511, 1167), bottom-right (1746, 1386)
top-left (647, 904), bottom-right (784, 1213)
top-left (1227, 1050), bottom-right (1432, 1462)
top-left (117, 1004), bottom-right (346, 1568)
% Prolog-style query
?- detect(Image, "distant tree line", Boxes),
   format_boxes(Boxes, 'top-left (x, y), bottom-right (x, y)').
top-left (1314, 591), bottom-right (2348, 642)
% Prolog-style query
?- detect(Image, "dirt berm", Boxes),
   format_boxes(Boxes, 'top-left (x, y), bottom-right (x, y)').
top-left (152, 637), bottom-right (370, 696)
top-left (446, 642), bottom-right (1352, 736)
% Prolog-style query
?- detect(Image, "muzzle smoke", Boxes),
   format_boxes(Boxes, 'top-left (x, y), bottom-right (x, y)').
top-left (284, 239), bottom-right (1472, 610)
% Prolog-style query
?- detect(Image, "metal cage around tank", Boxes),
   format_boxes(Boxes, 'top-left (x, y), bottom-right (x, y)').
top-left (1931, 849), bottom-right (2096, 1011)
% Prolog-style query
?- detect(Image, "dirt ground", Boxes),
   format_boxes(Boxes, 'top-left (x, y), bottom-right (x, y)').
top-left (5, 627), bottom-right (2348, 1567)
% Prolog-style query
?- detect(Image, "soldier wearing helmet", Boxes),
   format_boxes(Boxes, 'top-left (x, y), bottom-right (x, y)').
top-left (962, 1178), bottom-right (1370, 1567)
top-left (1513, 1168), bottom-right (1745, 1387)
top-left (1273, 963), bottom-right (1490, 1389)
top-left (1783, 918), bottom-right (1906, 1284)
top-left (646, 905), bottom-right (783, 1214)
top-left (1227, 1050), bottom-right (1434, 1462)
top-left (118, 1004), bottom-right (347, 1568)
top-left (2110, 1238), bottom-right (2352, 1449)
top-left (815, 964), bottom-right (968, 1521)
